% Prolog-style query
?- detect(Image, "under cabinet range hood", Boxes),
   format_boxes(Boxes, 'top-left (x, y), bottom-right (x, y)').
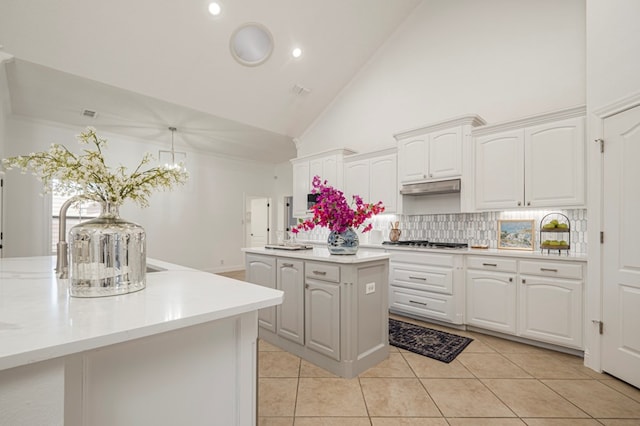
top-left (400, 178), bottom-right (461, 196)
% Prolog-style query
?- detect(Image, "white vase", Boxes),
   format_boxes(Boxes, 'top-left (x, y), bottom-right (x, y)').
top-left (68, 202), bottom-right (146, 297)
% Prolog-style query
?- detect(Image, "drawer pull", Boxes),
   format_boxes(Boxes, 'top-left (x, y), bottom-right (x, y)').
top-left (522, 279), bottom-right (526, 284)
top-left (282, 263), bottom-right (294, 267)
top-left (540, 268), bottom-right (558, 273)
top-left (482, 263), bottom-right (498, 267)
top-left (509, 277), bottom-right (513, 282)
top-left (409, 300), bottom-right (427, 306)
top-left (409, 276), bottom-right (427, 281)
top-left (312, 270), bottom-right (327, 276)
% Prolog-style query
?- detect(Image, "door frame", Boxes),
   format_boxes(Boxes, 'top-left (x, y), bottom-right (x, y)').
top-left (587, 90), bottom-right (640, 372)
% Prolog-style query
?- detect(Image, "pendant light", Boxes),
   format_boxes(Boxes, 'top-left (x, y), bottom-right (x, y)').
top-left (159, 126), bottom-right (187, 168)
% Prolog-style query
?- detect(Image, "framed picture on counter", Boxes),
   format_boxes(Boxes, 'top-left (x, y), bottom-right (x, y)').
top-left (498, 219), bottom-right (535, 250)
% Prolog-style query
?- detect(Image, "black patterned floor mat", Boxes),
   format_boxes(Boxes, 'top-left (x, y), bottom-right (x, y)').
top-left (389, 318), bottom-right (473, 363)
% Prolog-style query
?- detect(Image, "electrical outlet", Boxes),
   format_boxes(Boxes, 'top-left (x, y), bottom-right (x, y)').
top-left (365, 282), bottom-right (375, 294)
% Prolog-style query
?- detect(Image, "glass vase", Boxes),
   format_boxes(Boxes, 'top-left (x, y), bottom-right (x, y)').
top-left (327, 227), bottom-right (359, 255)
top-left (68, 202), bottom-right (146, 297)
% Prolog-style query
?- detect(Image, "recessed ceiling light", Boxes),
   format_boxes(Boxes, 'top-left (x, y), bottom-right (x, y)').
top-left (292, 47), bottom-right (303, 59)
top-left (208, 2), bottom-right (222, 16)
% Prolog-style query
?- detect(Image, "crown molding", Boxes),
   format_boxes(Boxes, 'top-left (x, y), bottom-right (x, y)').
top-left (393, 114), bottom-right (487, 140)
top-left (471, 105), bottom-right (586, 136)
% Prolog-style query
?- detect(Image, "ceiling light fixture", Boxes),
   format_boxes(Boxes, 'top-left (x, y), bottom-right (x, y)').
top-left (208, 2), bottom-right (222, 16)
top-left (159, 126), bottom-right (187, 168)
top-left (292, 47), bottom-right (303, 59)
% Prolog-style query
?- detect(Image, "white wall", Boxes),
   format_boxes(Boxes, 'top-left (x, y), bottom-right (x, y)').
top-left (3, 117), bottom-right (284, 272)
top-left (298, 0), bottom-right (586, 156)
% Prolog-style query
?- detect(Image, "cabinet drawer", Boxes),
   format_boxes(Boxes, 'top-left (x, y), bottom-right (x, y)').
top-left (390, 264), bottom-right (453, 294)
top-left (466, 256), bottom-right (517, 272)
top-left (390, 251), bottom-right (456, 267)
top-left (519, 260), bottom-right (583, 280)
top-left (389, 286), bottom-right (456, 323)
top-left (305, 262), bottom-right (340, 283)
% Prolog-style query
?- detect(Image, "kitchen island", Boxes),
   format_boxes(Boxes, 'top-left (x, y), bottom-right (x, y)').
top-left (242, 247), bottom-right (390, 378)
top-left (0, 256), bottom-right (283, 426)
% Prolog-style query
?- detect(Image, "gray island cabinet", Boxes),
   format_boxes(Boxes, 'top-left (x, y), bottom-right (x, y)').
top-left (242, 247), bottom-right (390, 378)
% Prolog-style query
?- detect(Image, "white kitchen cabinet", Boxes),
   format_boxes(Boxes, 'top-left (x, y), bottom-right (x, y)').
top-left (397, 127), bottom-right (462, 183)
top-left (291, 149), bottom-right (355, 217)
top-left (465, 255), bottom-right (585, 350)
top-left (388, 250), bottom-right (464, 325)
top-left (473, 107), bottom-right (586, 210)
top-left (466, 269), bottom-right (517, 334)
top-left (344, 149), bottom-right (397, 213)
top-left (518, 260), bottom-right (583, 349)
top-left (395, 116), bottom-right (485, 184)
top-left (245, 254), bottom-right (277, 332)
top-left (276, 258), bottom-right (305, 345)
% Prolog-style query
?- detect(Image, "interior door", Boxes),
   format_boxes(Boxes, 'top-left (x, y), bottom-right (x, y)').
top-left (249, 197), bottom-right (269, 247)
top-left (602, 104), bottom-right (640, 388)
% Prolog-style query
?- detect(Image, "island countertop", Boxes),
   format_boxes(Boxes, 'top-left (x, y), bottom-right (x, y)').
top-left (242, 246), bottom-right (391, 263)
top-left (0, 256), bottom-right (283, 371)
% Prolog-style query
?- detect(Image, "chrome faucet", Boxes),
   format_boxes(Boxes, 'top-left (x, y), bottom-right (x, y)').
top-left (56, 195), bottom-right (84, 279)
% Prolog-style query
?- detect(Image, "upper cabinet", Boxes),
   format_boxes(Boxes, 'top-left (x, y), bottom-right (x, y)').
top-left (291, 149), bottom-right (355, 217)
top-left (473, 106), bottom-right (586, 210)
top-left (344, 149), bottom-right (398, 213)
top-left (394, 115), bottom-right (486, 212)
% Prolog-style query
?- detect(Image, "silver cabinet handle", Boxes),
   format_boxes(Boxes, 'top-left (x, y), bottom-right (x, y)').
top-left (312, 270), bottom-right (327, 276)
top-left (409, 276), bottom-right (427, 281)
top-left (540, 268), bottom-right (558, 272)
top-left (409, 300), bottom-right (427, 306)
top-left (282, 263), bottom-right (294, 268)
top-left (482, 263), bottom-right (498, 267)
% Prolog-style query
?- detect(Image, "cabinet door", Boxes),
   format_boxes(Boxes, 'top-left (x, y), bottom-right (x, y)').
top-left (245, 255), bottom-right (277, 332)
top-left (474, 129), bottom-right (524, 210)
top-left (519, 274), bottom-right (583, 349)
top-left (429, 127), bottom-right (462, 179)
top-left (276, 259), bottom-right (305, 344)
top-left (292, 161), bottom-right (310, 217)
top-left (370, 154), bottom-right (397, 212)
top-left (398, 136), bottom-right (428, 183)
top-left (305, 280), bottom-right (341, 360)
top-left (321, 155), bottom-right (339, 185)
top-left (524, 117), bottom-right (585, 207)
top-left (344, 159), bottom-right (370, 204)
top-left (309, 158), bottom-right (323, 182)
top-left (466, 269), bottom-right (517, 334)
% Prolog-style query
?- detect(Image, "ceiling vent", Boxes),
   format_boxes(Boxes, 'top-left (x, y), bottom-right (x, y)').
top-left (291, 84), bottom-right (311, 95)
top-left (81, 109), bottom-right (98, 118)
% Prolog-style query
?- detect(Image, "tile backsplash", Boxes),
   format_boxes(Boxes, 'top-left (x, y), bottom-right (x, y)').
top-left (297, 209), bottom-right (587, 254)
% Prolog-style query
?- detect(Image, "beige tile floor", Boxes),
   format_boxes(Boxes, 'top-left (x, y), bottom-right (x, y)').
top-left (216, 271), bottom-right (640, 425)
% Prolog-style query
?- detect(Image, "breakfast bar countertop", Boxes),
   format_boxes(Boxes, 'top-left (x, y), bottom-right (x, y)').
top-left (0, 255), bottom-right (283, 372)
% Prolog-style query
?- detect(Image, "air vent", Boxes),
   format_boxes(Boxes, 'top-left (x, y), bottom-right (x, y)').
top-left (82, 109), bottom-right (98, 118)
top-left (291, 84), bottom-right (311, 95)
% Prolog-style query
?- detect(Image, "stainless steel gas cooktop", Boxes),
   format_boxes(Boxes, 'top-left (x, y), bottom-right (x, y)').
top-left (382, 240), bottom-right (468, 249)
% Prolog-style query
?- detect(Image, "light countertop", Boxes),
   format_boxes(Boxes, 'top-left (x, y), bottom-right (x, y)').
top-left (242, 246), bottom-right (391, 263)
top-left (294, 240), bottom-right (587, 262)
top-left (0, 256), bottom-right (283, 371)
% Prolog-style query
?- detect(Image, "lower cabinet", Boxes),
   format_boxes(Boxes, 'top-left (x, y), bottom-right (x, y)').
top-left (465, 256), bottom-right (584, 350)
top-left (276, 258), bottom-right (305, 345)
top-left (305, 278), bottom-right (341, 360)
top-left (244, 252), bottom-right (389, 378)
top-left (245, 254), bottom-right (277, 332)
top-left (466, 269), bottom-right (517, 334)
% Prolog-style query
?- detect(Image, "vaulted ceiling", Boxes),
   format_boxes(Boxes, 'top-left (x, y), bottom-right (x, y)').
top-left (0, 0), bottom-right (421, 163)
